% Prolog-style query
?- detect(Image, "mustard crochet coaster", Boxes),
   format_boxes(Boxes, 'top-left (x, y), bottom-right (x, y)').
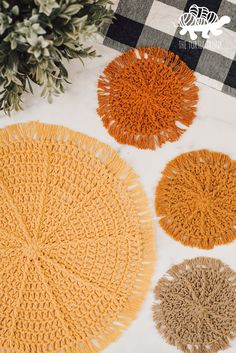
top-left (153, 257), bottom-right (236, 353)
top-left (0, 122), bottom-right (155, 353)
top-left (155, 149), bottom-right (236, 249)
top-left (97, 47), bottom-right (198, 150)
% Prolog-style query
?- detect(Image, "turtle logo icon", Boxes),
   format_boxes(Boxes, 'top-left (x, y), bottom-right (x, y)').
top-left (179, 4), bottom-right (231, 40)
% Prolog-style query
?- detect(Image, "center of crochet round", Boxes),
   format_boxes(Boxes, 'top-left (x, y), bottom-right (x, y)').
top-left (22, 242), bottom-right (39, 260)
top-left (190, 303), bottom-right (206, 317)
top-left (196, 195), bottom-right (211, 209)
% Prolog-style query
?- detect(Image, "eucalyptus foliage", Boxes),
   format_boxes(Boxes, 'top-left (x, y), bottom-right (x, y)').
top-left (0, 0), bottom-right (113, 114)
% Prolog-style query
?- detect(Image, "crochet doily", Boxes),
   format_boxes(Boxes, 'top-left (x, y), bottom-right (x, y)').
top-left (155, 149), bottom-right (236, 249)
top-left (0, 122), bottom-right (155, 353)
top-left (153, 257), bottom-right (236, 353)
top-left (97, 47), bottom-right (198, 150)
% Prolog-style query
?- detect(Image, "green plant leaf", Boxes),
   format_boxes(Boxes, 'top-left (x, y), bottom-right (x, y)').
top-left (63, 4), bottom-right (83, 16)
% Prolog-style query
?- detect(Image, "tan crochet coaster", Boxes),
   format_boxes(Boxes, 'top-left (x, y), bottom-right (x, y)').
top-left (0, 122), bottom-right (155, 353)
top-left (153, 257), bottom-right (236, 353)
top-left (97, 47), bottom-right (198, 150)
top-left (155, 149), bottom-right (236, 249)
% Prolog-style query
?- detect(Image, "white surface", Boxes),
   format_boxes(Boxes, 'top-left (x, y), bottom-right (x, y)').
top-left (1, 43), bottom-right (236, 353)
top-left (145, 1), bottom-right (182, 36)
top-left (205, 27), bottom-right (236, 59)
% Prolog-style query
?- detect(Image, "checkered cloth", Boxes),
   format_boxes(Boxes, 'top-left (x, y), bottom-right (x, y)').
top-left (103, 0), bottom-right (236, 97)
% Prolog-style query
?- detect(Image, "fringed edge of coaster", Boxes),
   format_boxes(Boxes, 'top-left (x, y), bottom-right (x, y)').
top-left (97, 47), bottom-right (199, 150)
top-left (0, 120), bottom-right (156, 353)
top-left (153, 257), bottom-right (236, 353)
top-left (155, 149), bottom-right (236, 249)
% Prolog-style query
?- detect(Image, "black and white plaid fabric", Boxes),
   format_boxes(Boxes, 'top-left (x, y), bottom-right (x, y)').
top-left (103, 0), bottom-right (236, 97)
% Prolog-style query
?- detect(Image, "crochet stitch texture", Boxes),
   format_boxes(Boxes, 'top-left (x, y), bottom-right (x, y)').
top-left (97, 47), bottom-right (198, 149)
top-left (0, 122), bottom-right (155, 353)
top-left (153, 257), bottom-right (236, 353)
top-left (155, 149), bottom-right (236, 249)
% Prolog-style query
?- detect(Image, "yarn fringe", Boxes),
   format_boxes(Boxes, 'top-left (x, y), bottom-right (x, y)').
top-left (97, 47), bottom-right (199, 150)
top-left (153, 257), bottom-right (236, 353)
top-left (0, 121), bottom-right (156, 353)
top-left (155, 149), bottom-right (236, 249)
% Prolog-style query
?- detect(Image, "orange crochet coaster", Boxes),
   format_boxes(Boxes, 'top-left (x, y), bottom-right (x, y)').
top-left (97, 47), bottom-right (198, 149)
top-left (155, 150), bottom-right (236, 249)
top-left (153, 257), bottom-right (236, 353)
top-left (0, 122), bottom-right (155, 353)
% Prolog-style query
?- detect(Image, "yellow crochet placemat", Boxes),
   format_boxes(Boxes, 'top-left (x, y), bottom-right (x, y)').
top-left (97, 47), bottom-right (198, 150)
top-left (0, 122), bottom-right (155, 353)
top-left (153, 257), bottom-right (236, 353)
top-left (155, 149), bottom-right (236, 249)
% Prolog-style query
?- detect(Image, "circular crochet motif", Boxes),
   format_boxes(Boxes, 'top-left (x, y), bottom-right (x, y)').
top-left (153, 257), bottom-right (236, 353)
top-left (0, 122), bottom-right (155, 353)
top-left (155, 149), bottom-right (236, 249)
top-left (97, 47), bottom-right (198, 150)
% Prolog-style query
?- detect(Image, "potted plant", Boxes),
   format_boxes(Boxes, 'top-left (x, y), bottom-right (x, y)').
top-left (0, 0), bottom-right (113, 114)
